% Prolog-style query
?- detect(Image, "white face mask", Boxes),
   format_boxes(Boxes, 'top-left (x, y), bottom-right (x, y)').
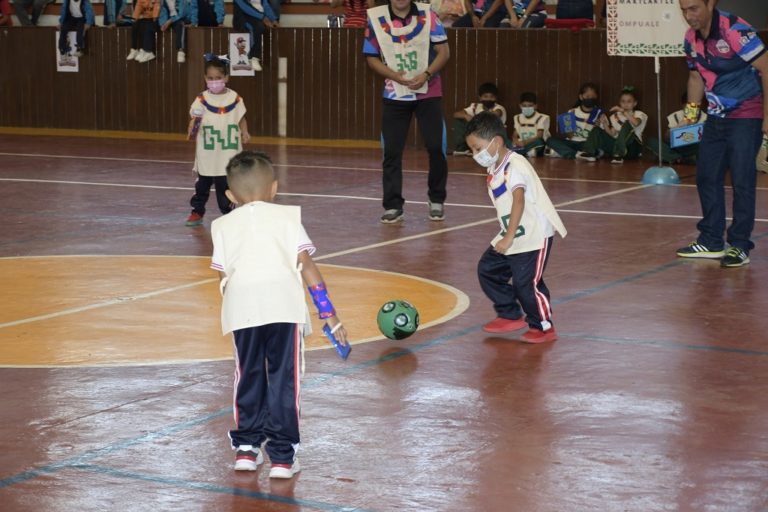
top-left (521, 106), bottom-right (535, 117)
top-left (473, 139), bottom-right (499, 168)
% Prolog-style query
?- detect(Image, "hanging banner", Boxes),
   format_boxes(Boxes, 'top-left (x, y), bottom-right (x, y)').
top-left (56, 31), bottom-right (79, 72)
top-left (607, 0), bottom-right (688, 57)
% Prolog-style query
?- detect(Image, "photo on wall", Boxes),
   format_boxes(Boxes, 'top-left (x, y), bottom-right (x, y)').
top-left (56, 31), bottom-right (79, 73)
top-left (229, 33), bottom-right (254, 76)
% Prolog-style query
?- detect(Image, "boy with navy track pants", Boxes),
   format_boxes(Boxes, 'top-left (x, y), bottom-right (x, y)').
top-left (58, 0), bottom-right (94, 57)
top-left (211, 150), bottom-right (348, 478)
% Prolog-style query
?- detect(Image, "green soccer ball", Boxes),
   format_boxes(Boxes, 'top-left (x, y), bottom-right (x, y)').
top-left (377, 300), bottom-right (419, 340)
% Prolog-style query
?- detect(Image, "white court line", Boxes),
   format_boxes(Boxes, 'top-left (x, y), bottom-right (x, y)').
top-left (559, 208), bottom-right (768, 223)
top-left (0, 151), bottom-right (665, 185)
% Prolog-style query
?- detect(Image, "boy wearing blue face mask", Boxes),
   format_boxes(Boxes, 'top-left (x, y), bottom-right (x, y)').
top-left (466, 112), bottom-right (567, 344)
top-left (185, 55), bottom-right (251, 227)
top-left (512, 91), bottom-right (550, 157)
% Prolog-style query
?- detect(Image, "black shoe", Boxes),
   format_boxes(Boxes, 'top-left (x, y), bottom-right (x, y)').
top-left (720, 247), bottom-right (750, 268)
top-left (380, 209), bottom-right (404, 224)
top-left (676, 242), bottom-right (725, 259)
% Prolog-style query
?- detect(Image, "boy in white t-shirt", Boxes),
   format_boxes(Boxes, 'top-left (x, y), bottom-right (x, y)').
top-left (211, 150), bottom-right (348, 479)
top-left (512, 91), bottom-right (550, 157)
top-left (465, 112), bottom-right (567, 344)
top-left (452, 82), bottom-right (508, 155)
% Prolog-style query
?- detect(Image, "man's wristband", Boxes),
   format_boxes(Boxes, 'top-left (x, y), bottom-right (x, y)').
top-left (308, 282), bottom-right (336, 319)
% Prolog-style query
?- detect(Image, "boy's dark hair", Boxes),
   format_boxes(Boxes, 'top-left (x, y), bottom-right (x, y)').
top-left (478, 82), bottom-right (499, 97)
top-left (204, 55), bottom-right (229, 75)
top-left (520, 92), bottom-right (537, 104)
top-left (620, 85), bottom-right (638, 102)
top-left (464, 111), bottom-right (507, 141)
top-left (226, 150), bottom-right (274, 178)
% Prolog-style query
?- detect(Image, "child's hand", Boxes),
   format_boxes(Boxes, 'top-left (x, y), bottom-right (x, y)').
top-left (241, 131), bottom-right (251, 144)
top-left (494, 236), bottom-right (513, 254)
top-left (327, 316), bottom-right (348, 345)
top-left (407, 73), bottom-right (428, 90)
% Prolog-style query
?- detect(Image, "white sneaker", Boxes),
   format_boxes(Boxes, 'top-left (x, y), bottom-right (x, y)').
top-left (234, 445), bottom-right (264, 471)
top-left (177, 50), bottom-right (185, 63)
top-left (269, 459), bottom-right (300, 479)
top-left (126, 48), bottom-right (139, 60)
top-left (139, 51), bottom-right (156, 63)
top-left (73, 50), bottom-right (83, 57)
top-left (545, 148), bottom-right (561, 158)
top-left (250, 57), bottom-right (262, 71)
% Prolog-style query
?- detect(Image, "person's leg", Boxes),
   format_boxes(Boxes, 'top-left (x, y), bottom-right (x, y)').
top-left (510, 237), bottom-right (554, 331)
top-left (263, 323), bottom-right (301, 466)
top-left (12, 0), bottom-right (33, 26)
top-left (546, 137), bottom-right (581, 159)
top-left (477, 246), bottom-right (524, 321)
top-left (213, 175), bottom-right (233, 215)
top-left (74, 18), bottom-right (85, 52)
top-left (725, 118), bottom-right (762, 254)
top-left (131, 18), bottom-right (141, 49)
top-left (645, 136), bottom-right (683, 163)
top-left (579, 127), bottom-right (609, 157)
top-left (522, 11), bottom-right (546, 27)
top-left (452, 118), bottom-right (468, 152)
top-left (381, 98), bottom-right (414, 211)
top-left (693, 117), bottom-right (729, 251)
top-left (30, 0), bottom-right (49, 25)
top-left (190, 174), bottom-right (213, 216)
top-left (229, 327), bottom-right (269, 450)
top-left (415, 97), bottom-right (448, 207)
top-left (482, 10), bottom-right (505, 27)
top-left (143, 20), bottom-right (157, 53)
top-left (451, 12), bottom-right (474, 27)
top-left (523, 137), bottom-right (546, 157)
top-left (173, 20), bottom-right (185, 51)
top-left (243, 14), bottom-right (265, 59)
top-left (58, 18), bottom-right (72, 54)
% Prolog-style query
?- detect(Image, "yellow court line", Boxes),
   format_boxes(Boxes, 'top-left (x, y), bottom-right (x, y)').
top-left (0, 127), bottom-right (382, 149)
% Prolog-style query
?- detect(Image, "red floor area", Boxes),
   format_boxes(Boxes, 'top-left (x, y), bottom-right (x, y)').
top-left (1, 135), bottom-right (767, 511)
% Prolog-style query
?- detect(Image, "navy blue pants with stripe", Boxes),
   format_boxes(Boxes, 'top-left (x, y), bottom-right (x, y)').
top-left (230, 323), bottom-right (301, 464)
top-left (477, 237), bottom-right (554, 330)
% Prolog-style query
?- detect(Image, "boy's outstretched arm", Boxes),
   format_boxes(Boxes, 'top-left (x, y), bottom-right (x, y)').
top-left (299, 251), bottom-right (348, 344)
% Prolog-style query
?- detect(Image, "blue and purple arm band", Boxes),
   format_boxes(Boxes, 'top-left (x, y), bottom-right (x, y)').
top-left (308, 282), bottom-right (336, 319)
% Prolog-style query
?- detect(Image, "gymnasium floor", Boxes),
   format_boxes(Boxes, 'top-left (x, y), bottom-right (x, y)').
top-left (0, 133), bottom-right (766, 512)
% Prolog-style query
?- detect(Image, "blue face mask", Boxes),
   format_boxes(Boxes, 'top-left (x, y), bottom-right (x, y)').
top-left (521, 106), bottom-right (535, 117)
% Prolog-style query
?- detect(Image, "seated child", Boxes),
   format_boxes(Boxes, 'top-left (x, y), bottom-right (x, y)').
top-left (511, 91), bottom-right (550, 157)
top-left (546, 82), bottom-right (602, 159)
top-left (465, 112), bottom-right (567, 344)
top-left (576, 86), bottom-right (648, 164)
top-left (646, 93), bottom-right (707, 165)
top-left (500, 0), bottom-right (546, 28)
top-left (58, 0), bottom-right (94, 58)
top-left (453, 82), bottom-right (507, 155)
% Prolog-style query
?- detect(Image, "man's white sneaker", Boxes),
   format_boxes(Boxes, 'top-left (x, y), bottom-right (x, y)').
top-left (126, 48), bottom-right (139, 60)
top-left (251, 57), bottom-right (262, 71)
top-left (177, 50), bottom-right (186, 63)
top-left (139, 51), bottom-right (156, 63)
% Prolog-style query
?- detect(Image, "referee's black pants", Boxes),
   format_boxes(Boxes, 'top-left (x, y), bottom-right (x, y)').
top-left (381, 97), bottom-right (448, 211)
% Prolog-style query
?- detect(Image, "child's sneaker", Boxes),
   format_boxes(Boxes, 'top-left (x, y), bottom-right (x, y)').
top-left (676, 241), bottom-right (724, 259)
top-left (234, 446), bottom-right (264, 471)
top-left (380, 209), bottom-right (404, 224)
top-left (139, 51), bottom-right (156, 63)
top-left (482, 317), bottom-right (527, 333)
top-left (545, 148), bottom-right (561, 158)
top-left (185, 212), bottom-right (204, 226)
top-left (720, 247), bottom-right (750, 268)
top-left (177, 50), bottom-right (186, 63)
top-left (610, 157), bottom-right (624, 164)
top-left (428, 202), bottom-right (445, 221)
top-left (251, 57), bottom-right (262, 71)
top-left (520, 327), bottom-right (558, 344)
top-left (575, 151), bottom-right (596, 162)
top-left (126, 48), bottom-right (139, 60)
top-left (269, 460), bottom-right (301, 479)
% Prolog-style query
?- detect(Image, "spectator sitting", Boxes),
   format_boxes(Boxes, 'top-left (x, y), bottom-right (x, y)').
top-left (160, 0), bottom-right (192, 63)
top-left (127, 0), bottom-right (161, 63)
top-left (105, 0), bottom-right (134, 26)
top-left (328, 0), bottom-right (369, 28)
top-left (500, 0), bottom-right (546, 28)
top-left (512, 91), bottom-right (550, 157)
top-left (11, 0), bottom-right (53, 26)
top-left (58, 0), bottom-right (94, 58)
top-left (453, 82), bottom-right (508, 156)
top-left (645, 93), bottom-right (707, 165)
top-left (452, 0), bottom-right (506, 28)
top-left (0, 0), bottom-right (14, 26)
top-left (191, 0), bottom-right (224, 27)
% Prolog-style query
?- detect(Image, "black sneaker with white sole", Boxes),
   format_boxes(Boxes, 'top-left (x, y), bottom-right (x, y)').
top-left (380, 209), bottom-right (404, 224)
top-left (676, 242), bottom-right (725, 259)
top-left (720, 247), bottom-right (750, 268)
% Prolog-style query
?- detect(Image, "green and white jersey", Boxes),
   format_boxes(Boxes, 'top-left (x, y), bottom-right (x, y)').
top-left (191, 89), bottom-right (247, 177)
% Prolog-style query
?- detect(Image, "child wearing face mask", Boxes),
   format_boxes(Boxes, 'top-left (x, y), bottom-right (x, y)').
top-left (466, 112), bottom-right (566, 344)
top-left (512, 91), bottom-right (550, 157)
top-left (576, 86), bottom-right (648, 164)
top-left (452, 82), bottom-right (508, 156)
top-left (185, 55), bottom-right (251, 227)
top-left (545, 82), bottom-right (603, 159)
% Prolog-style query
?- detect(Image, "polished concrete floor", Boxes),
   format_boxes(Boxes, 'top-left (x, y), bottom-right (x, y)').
top-left (0, 134), bottom-right (767, 512)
